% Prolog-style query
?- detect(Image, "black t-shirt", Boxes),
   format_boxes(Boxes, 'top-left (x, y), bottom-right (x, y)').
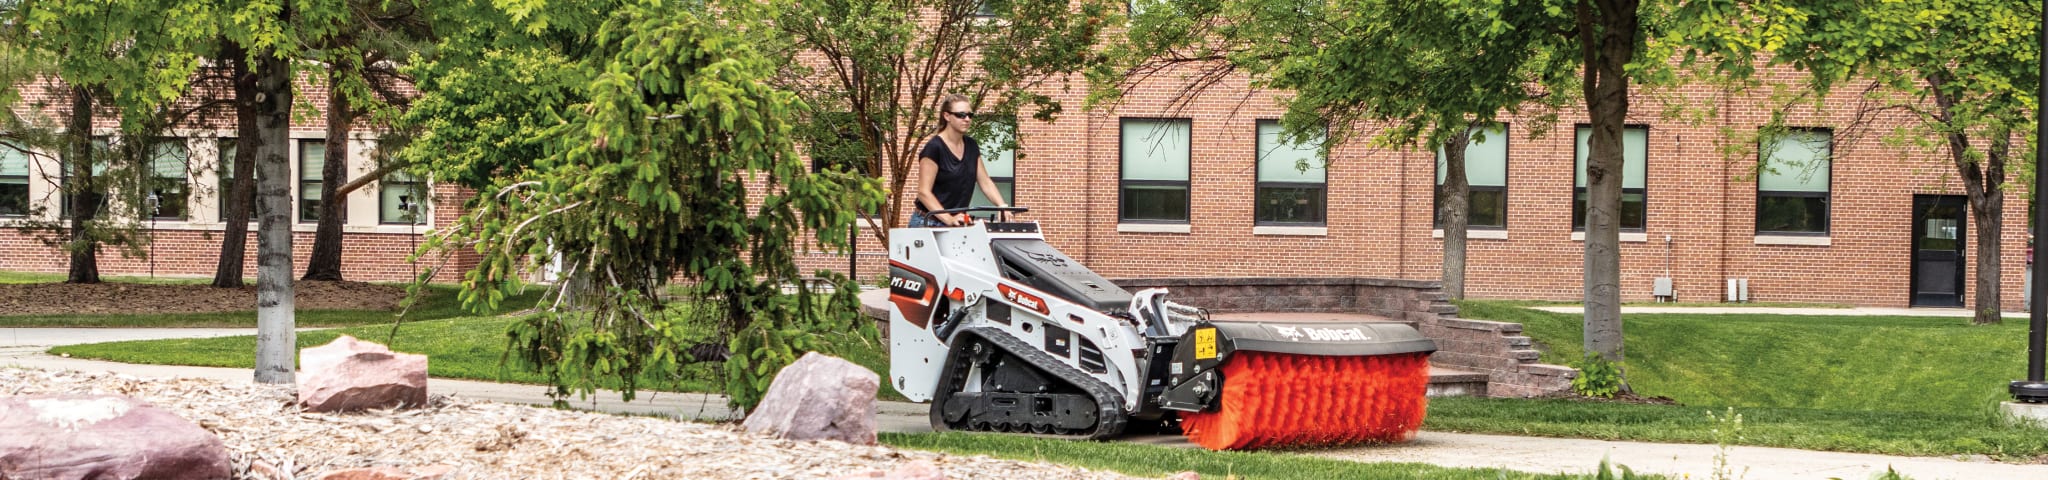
top-left (916, 135), bottom-right (981, 214)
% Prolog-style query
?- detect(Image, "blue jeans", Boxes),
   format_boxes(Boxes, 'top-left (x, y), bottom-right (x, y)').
top-left (909, 212), bottom-right (934, 228)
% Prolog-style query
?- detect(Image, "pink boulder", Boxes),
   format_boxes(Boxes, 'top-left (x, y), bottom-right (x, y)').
top-left (741, 352), bottom-right (880, 445)
top-left (0, 394), bottom-right (232, 480)
top-left (299, 335), bottom-right (429, 412)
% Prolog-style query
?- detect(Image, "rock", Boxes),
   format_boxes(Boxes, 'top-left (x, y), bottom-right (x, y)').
top-left (299, 335), bottom-right (429, 412)
top-left (0, 394), bottom-right (232, 480)
top-left (832, 461), bottom-right (945, 480)
top-left (741, 352), bottom-right (880, 445)
top-left (316, 465), bottom-right (452, 480)
top-left (1166, 472), bottom-right (1199, 480)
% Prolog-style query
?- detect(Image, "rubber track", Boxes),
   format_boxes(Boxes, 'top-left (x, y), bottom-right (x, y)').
top-left (929, 327), bottom-right (1128, 440)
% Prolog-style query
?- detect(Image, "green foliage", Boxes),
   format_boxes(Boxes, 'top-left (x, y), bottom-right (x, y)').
top-left (1572, 355), bottom-right (1624, 399)
top-left (758, 0), bottom-right (1115, 229)
top-left (1708, 408), bottom-right (1746, 480)
top-left (1592, 456), bottom-right (1646, 480)
top-left (420, 3), bottom-right (882, 411)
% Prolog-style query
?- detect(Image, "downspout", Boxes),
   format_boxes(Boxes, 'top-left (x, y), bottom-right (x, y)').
top-left (1085, 111), bottom-right (1096, 264)
top-left (1718, 84), bottom-right (1731, 298)
top-left (1400, 146), bottom-right (1409, 278)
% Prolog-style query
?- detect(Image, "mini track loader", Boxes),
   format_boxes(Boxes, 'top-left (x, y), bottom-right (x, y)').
top-left (886, 207), bottom-right (1438, 450)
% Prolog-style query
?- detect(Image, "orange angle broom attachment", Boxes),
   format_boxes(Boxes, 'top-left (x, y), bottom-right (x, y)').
top-left (1179, 350), bottom-right (1432, 450)
top-left (1157, 322), bottom-right (1437, 451)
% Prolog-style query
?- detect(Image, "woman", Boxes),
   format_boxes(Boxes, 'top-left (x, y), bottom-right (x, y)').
top-left (911, 93), bottom-right (1012, 227)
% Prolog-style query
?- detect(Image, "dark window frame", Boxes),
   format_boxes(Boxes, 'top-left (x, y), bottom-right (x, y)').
top-left (60, 137), bottom-right (111, 220)
top-left (1755, 127), bottom-right (1834, 236)
top-left (378, 173), bottom-right (427, 225)
top-left (1432, 124), bottom-right (1510, 230)
top-left (144, 137), bottom-right (190, 221)
top-left (1571, 123), bottom-right (1650, 233)
top-left (0, 141), bottom-right (28, 217)
top-left (297, 138), bottom-right (326, 224)
top-left (971, 115), bottom-right (1018, 208)
top-left (1118, 117), bottom-right (1193, 224)
top-left (1253, 119), bottom-right (1328, 226)
top-left (216, 137), bottom-right (258, 223)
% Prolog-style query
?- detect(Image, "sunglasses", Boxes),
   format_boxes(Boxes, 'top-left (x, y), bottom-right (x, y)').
top-left (948, 111), bottom-right (975, 120)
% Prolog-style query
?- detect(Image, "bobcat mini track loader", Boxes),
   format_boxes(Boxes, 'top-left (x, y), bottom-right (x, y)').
top-left (886, 207), bottom-right (1440, 450)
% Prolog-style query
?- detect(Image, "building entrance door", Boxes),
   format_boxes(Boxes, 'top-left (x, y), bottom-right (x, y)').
top-left (1910, 195), bottom-right (1967, 307)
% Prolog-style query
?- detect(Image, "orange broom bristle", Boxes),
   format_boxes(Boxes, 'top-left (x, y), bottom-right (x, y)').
top-left (1179, 351), bottom-right (1432, 450)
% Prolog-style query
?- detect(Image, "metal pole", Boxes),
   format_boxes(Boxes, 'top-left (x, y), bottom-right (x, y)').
top-left (2013, 2), bottom-right (2048, 402)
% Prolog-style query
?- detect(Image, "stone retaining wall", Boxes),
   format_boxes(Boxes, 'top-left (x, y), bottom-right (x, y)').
top-left (1113, 277), bottom-right (1575, 397)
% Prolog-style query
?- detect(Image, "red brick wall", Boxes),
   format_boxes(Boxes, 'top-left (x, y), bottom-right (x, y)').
top-left (800, 64), bottom-right (2031, 310)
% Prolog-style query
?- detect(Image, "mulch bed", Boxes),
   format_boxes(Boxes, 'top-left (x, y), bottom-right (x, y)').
top-left (0, 281), bottom-right (407, 317)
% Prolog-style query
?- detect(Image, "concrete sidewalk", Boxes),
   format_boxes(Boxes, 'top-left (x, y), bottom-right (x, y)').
top-left (7, 328), bottom-right (2047, 479)
top-left (1531, 305), bottom-right (2030, 318)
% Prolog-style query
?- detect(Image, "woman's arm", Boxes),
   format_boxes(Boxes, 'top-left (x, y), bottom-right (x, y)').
top-left (916, 155), bottom-right (960, 226)
top-left (973, 157), bottom-right (1011, 221)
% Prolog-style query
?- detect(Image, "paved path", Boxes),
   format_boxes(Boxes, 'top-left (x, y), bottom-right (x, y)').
top-left (1531, 305), bottom-right (2031, 318)
top-left (7, 328), bottom-right (2047, 479)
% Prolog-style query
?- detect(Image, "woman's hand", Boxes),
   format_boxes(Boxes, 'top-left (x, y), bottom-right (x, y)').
top-left (940, 213), bottom-right (966, 226)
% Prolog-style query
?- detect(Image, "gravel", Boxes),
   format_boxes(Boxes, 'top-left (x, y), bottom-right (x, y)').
top-left (0, 367), bottom-right (1140, 479)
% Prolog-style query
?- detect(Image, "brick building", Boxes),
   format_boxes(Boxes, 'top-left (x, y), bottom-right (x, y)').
top-left (0, 78), bottom-right (475, 283)
top-left (802, 68), bottom-right (2030, 311)
top-left (1, 60), bottom-right (2025, 310)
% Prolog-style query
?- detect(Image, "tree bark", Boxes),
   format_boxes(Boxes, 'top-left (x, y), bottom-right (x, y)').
top-left (1578, 0), bottom-right (1639, 362)
top-left (1928, 79), bottom-right (2008, 325)
top-left (213, 40), bottom-right (259, 288)
top-left (254, 41), bottom-right (298, 385)
top-left (1439, 128), bottom-right (1472, 300)
top-left (303, 67), bottom-right (355, 281)
top-left (64, 85), bottom-right (99, 284)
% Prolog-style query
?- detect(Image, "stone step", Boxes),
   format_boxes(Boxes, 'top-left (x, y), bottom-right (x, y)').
top-left (1427, 366), bottom-right (1488, 398)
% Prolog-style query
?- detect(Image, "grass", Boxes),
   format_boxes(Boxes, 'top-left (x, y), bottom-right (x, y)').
top-left (50, 311), bottom-right (905, 401)
top-left (880, 432), bottom-right (1661, 480)
top-left (0, 283), bottom-right (544, 327)
top-left (1442, 299), bottom-right (2048, 457)
top-left (0, 270), bottom-right (215, 285)
top-left (1508, 299), bottom-right (1853, 309)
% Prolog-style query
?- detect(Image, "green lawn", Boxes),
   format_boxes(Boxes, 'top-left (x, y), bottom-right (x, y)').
top-left (881, 432), bottom-right (1662, 480)
top-left (50, 313), bottom-right (902, 400)
top-left (0, 271), bottom-right (214, 285)
top-left (0, 280), bottom-right (543, 328)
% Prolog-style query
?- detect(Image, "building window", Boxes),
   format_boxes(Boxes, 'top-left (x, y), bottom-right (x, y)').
top-left (216, 138), bottom-right (257, 222)
top-left (144, 139), bottom-right (189, 220)
top-left (1255, 120), bottom-right (1326, 225)
top-left (1757, 128), bottom-right (1831, 235)
top-left (808, 112), bottom-right (867, 175)
top-left (379, 170), bottom-right (426, 225)
top-left (1435, 125), bottom-right (1508, 229)
top-left (973, 0), bottom-right (998, 17)
top-left (299, 139), bottom-right (326, 223)
top-left (0, 141), bottom-right (27, 217)
top-left (61, 138), bottom-right (110, 219)
top-left (1119, 118), bottom-right (1191, 223)
top-left (1573, 126), bottom-right (1648, 231)
top-left (971, 117), bottom-right (1016, 208)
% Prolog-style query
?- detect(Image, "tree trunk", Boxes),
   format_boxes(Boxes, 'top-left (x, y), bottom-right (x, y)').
top-left (64, 85), bottom-right (99, 284)
top-left (213, 40), bottom-right (259, 288)
top-left (1929, 80), bottom-right (2008, 325)
top-left (1439, 129), bottom-right (1472, 300)
top-left (303, 67), bottom-right (355, 281)
top-left (1578, 0), bottom-right (1639, 362)
top-left (253, 42), bottom-right (298, 385)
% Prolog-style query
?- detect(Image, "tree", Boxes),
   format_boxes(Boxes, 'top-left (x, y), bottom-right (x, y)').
top-left (301, 0), bottom-right (429, 282)
top-left (1094, 0), bottom-right (1753, 363)
top-left (1686, 0), bottom-right (2037, 325)
top-left (215, 0), bottom-right (351, 383)
top-left (1091, 0), bottom-right (1573, 301)
top-left (211, 38), bottom-right (260, 288)
top-left (760, 0), bottom-right (1117, 236)
top-left (12, 0), bottom-right (217, 284)
top-left (413, 1), bottom-right (880, 409)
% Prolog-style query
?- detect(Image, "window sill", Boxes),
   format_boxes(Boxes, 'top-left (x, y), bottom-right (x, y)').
top-left (1571, 231), bottom-right (1648, 243)
top-left (1755, 234), bottom-right (1830, 246)
top-left (1118, 223), bottom-right (1190, 234)
top-left (1254, 226), bottom-right (1327, 236)
top-left (1432, 228), bottom-right (1508, 240)
top-left (106, 221), bottom-right (431, 235)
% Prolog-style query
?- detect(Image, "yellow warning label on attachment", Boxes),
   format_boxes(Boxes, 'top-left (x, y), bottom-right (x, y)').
top-left (1193, 328), bottom-right (1217, 360)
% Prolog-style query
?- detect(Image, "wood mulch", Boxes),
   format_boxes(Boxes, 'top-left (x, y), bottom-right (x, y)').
top-left (0, 281), bottom-right (406, 317)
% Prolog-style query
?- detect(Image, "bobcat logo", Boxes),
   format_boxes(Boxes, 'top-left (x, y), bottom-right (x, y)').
top-left (1273, 326), bottom-right (1303, 341)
